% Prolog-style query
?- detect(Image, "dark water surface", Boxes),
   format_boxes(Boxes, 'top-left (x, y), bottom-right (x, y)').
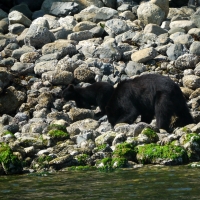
top-left (0, 166), bottom-right (200, 200)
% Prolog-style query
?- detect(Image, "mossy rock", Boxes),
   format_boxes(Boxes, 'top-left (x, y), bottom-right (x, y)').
top-left (136, 143), bottom-right (188, 165)
top-left (113, 142), bottom-right (136, 161)
top-left (141, 128), bottom-right (159, 143)
top-left (180, 133), bottom-right (200, 161)
top-left (47, 124), bottom-right (69, 143)
top-left (47, 124), bottom-right (67, 132)
top-left (67, 166), bottom-right (95, 171)
top-left (35, 155), bottom-right (54, 169)
top-left (97, 157), bottom-right (128, 171)
top-left (0, 143), bottom-right (23, 174)
top-left (75, 154), bottom-right (89, 166)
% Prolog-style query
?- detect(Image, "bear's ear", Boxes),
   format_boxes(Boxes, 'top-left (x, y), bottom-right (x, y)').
top-left (67, 84), bottom-right (74, 91)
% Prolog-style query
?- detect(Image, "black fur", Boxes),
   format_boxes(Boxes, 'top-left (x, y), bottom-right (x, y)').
top-left (106, 74), bottom-right (194, 130)
top-left (62, 82), bottom-right (114, 115)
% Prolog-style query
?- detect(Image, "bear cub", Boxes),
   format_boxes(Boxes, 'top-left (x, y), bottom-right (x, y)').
top-left (62, 82), bottom-right (114, 116)
top-left (106, 74), bottom-right (194, 130)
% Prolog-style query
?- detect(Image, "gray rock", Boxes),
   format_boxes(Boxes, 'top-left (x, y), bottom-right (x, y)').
top-left (67, 118), bottom-right (99, 136)
top-left (74, 65), bottom-right (95, 83)
top-left (24, 24), bottom-right (55, 49)
top-left (68, 107), bottom-right (94, 122)
top-left (173, 34), bottom-right (194, 48)
top-left (51, 27), bottom-right (72, 40)
top-left (42, 70), bottom-right (74, 85)
top-left (119, 11), bottom-right (137, 21)
top-left (93, 38), bottom-right (122, 61)
top-left (12, 45), bottom-right (35, 60)
top-left (105, 19), bottom-right (129, 36)
top-left (31, 17), bottom-right (50, 29)
top-left (55, 55), bottom-right (79, 73)
top-left (34, 60), bottom-right (58, 76)
top-left (43, 14), bottom-right (60, 29)
top-left (191, 14), bottom-right (200, 28)
top-left (58, 16), bottom-right (77, 30)
top-left (125, 61), bottom-right (146, 76)
top-left (35, 53), bottom-right (59, 64)
top-left (9, 23), bottom-right (25, 35)
top-left (20, 52), bottom-right (40, 63)
top-left (131, 47), bottom-right (157, 63)
top-left (8, 11), bottom-right (31, 27)
top-left (175, 54), bottom-right (200, 70)
top-left (68, 30), bottom-right (93, 42)
top-left (170, 20), bottom-right (197, 32)
top-left (42, 40), bottom-right (77, 59)
top-left (183, 75), bottom-right (200, 90)
top-left (166, 43), bottom-right (187, 61)
top-left (89, 26), bottom-right (104, 38)
top-left (137, 2), bottom-right (165, 25)
top-left (93, 7), bottom-right (118, 23)
top-left (49, 2), bottom-right (79, 17)
top-left (189, 41), bottom-right (200, 55)
top-left (11, 62), bottom-right (34, 75)
top-left (73, 21), bottom-right (96, 32)
top-left (144, 24), bottom-right (168, 36)
top-left (95, 131), bottom-right (117, 146)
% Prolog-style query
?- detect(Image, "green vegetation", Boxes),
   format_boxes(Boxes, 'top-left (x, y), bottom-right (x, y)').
top-left (37, 155), bottom-right (54, 169)
top-left (0, 143), bottom-right (23, 174)
top-left (141, 128), bottom-right (159, 142)
top-left (97, 157), bottom-right (128, 172)
top-left (96, 144), bottom-right (107, 151)
top-left (136, 143), bottom-right (188, 164)
top-left (48, 130), bottom-right (69, 140)
top-left (181, 127), bottom-right (192, 134)
top-left (184, 133), bottom-right (200, 146)
top-left (2, 130), bottom-right (14, 136)
top-left (113, 142), bottom-right (136, 161)
top-left (47, 124), bottom-right (69, 141)
top-left (67, 166), bottom-right (95, 171)
top-left (76, 154), bottom-right (89, 166)
top-left (47, 124), bottom-right (67, 132)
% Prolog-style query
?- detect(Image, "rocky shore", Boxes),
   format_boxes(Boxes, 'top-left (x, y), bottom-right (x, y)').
top-left (0, 0), bottom-right (200, 175)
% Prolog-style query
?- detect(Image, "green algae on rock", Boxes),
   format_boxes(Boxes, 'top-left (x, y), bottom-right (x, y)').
top-left (113, 142), bottom-right (136, 161)
top-left (0, 143), bottom-right (23, 174)
top-left (136, 143), bottom-right (188, 165)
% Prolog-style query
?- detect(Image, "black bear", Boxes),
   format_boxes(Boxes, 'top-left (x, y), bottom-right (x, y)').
top-left (106, 74), bottom-right (194, 130)
top-left (62, 82), bottom-right (114, 116)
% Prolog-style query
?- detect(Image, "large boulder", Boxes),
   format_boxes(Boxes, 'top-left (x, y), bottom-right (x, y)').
top-left (137, 2), bottom-right (165, 25)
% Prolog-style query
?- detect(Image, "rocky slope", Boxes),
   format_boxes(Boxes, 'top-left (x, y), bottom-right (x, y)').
top-left (0, 0), bottom-right (200, 175)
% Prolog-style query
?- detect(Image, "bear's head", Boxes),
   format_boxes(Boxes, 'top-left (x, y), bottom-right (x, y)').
top-left (62, 84), bottom-right (76, 101)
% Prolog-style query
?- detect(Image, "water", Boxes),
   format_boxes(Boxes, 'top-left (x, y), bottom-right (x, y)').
top-left (0, 166), bottom-right (200, 199)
